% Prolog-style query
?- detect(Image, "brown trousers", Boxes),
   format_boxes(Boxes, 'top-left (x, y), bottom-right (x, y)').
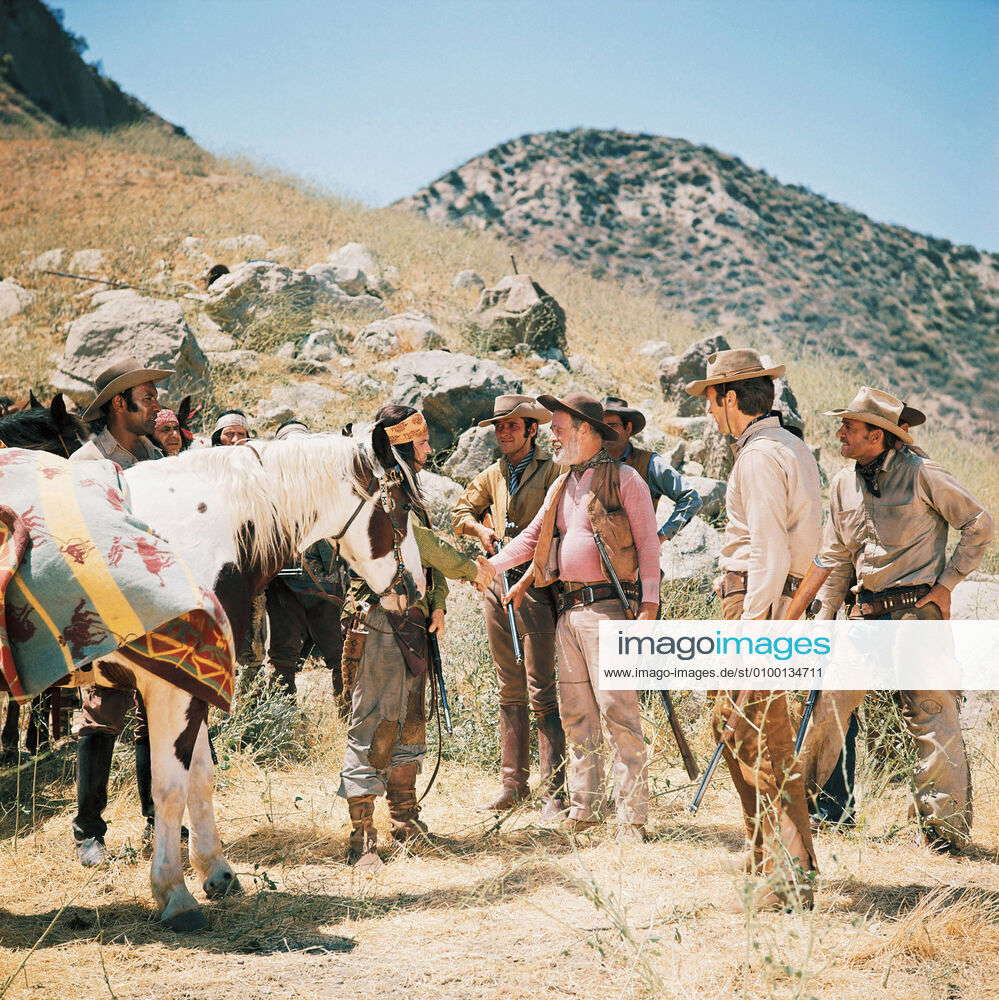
top-left (712, 592), bottom-right (817, 879)
top-left (483, 578), bottom-right (558, 714)
top-left (800, 601), bottom-right (971, 847)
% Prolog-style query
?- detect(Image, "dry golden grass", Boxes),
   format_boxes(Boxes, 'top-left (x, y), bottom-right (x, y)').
top-left (1, 125), bottom-right (997, 998)
top-left (1, 653), bottom-right (997, 1000)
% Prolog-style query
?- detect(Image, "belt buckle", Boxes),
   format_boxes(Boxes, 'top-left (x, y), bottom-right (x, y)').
top-left (581, 585), bottom-right (595, 605)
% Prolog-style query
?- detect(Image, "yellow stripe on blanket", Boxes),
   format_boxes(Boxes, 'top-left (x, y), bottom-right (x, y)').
top-left (36, 454), bottom-right (146, 644)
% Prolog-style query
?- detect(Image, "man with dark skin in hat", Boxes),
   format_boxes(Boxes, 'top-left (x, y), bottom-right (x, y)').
top-left (452, 395), bottom-right (567, 816)
top-left (69, 358), bottom-right (171, 866)
top-left (482, 393), bottom-right (660, 841)
top-left (601, 397), bottom-right (703, 543)
top-left (784, 387), bottom-right (993, 853)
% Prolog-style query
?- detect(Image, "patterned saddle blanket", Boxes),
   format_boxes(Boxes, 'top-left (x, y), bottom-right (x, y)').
top-left (0, 449), bottom-right (234, 710)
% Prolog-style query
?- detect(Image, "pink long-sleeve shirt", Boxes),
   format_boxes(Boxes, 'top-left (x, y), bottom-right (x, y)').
top-left (490, 463), bottom-right (661, 601)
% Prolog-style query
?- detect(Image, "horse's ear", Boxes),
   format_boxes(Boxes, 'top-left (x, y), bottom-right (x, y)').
top-left (177, 395), bottom-right (192, 424)
top-left (29, 390), bottom-right (43, 410)
top-left (50, 393), bottom-right (69, 425)
top-left (342, 423), bottom-right (353, 437)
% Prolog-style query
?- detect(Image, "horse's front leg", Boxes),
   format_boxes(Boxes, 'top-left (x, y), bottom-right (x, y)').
top-left (186, 720), bottom-right (241, 900)
top-left (138, 676), bottom-right (206, 931)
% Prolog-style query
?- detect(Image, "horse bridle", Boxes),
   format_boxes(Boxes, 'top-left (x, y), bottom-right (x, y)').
top-left (325, 470), bottom-right (420, 605)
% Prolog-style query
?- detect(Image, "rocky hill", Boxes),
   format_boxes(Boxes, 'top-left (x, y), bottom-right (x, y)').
top-left (0, 0), bottom-right (182, 133)
top-left (400, 128), bottom-right (998, 436)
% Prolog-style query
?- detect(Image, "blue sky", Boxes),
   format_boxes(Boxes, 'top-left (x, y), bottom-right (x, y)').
top-left (59, 0), bottom-right (998, 249)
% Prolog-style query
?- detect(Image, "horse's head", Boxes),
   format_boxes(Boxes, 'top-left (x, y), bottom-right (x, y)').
top-left (0, 393), bottom-right (91, 457)
top-left (294, 438), bottom-right (425, 608)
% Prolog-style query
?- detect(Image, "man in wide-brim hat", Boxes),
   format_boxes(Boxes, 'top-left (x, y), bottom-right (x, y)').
top-left (72, 356), bottom-right (172, 468)
top-left (600, 396), bottom-right (703, 543)
top-left (687, 347), bottom-right (822, 908)
top-left (452, 395), bottom-right (568, 815)
top-left (481, 392), bottom-right (661, 840)
top-left (784, 386), bottom-right (993, 854)
top-left (69, 356), bottom-right (172, 868)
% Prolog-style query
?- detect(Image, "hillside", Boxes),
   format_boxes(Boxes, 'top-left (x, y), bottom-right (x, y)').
top-left (0, 0), bottom-right (182, 133)
top-left (400, 128), bottom-right (999, 436)
top-left (1, 123), bottom-right (998, 1000)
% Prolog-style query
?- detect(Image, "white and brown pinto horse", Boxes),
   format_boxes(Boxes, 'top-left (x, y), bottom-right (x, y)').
top-left (91, 433), bottom-right (423, 930)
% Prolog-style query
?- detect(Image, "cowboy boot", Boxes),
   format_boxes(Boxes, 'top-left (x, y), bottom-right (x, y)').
top-left (481, 704), bottom-right (530, 811)
top-left (346, 795), bottom-right (382, 870)
top-left (386, 762), bottom-right (430, 843)
top-left (73, 731), bottom-right (116, 867)
top-left (536, 709), bottom-right (569, 819)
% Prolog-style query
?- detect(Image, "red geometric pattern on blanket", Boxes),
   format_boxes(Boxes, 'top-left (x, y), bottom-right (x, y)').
top-left (123, 608), bottom-right (234, 711)
top-left (0, 506), bottom-right (30, 700)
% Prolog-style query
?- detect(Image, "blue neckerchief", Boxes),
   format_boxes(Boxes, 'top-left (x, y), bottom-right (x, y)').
top-left (508, 447), bottom-right (535, 494)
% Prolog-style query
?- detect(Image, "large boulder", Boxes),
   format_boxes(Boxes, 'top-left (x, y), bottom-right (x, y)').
top-left (384, 350), bottom-right (522, 451)
top-left (441, 425), bottom-right (501, 482)
top-left (0, 280), bottom-right (35, 321)
top-left (306, 262), bottom-right (367, 297)
top-left (952, 573), bottom-right (999, 620)
top-left (685, 475), bottom-right (727, 518)
top-left (204, 260), bottom-right (317, 330)
top-left (658, 334), bottom-right (731, 416)
top-left (470, 274), bottom-right (567, 353)
top-left (50, 290), bottom-right (212, 408)
top-left (297, 328), bottom-right (347, 362)
top-left (658, 497), bottom-right (722, 581)
top-left (452, 269), bottom-right (484, 290)
top-left (356, 312), bottom-right (443, 355)
top-left (68, 249), bottom-right (106, 274)
top-left (29, 248), bottom-right (65, 272)
top-left (264, 380), bottom-right (344, 417)
top-left (418, 470), bottom-right (464, 530)
top-left (327, 242), bottom-right (397, 295)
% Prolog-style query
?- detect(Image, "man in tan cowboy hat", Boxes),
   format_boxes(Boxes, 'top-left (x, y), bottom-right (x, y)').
top-left (71, 357), bottom-right (172, 468)
top-left (482, 392), bottom-right (661, 840)
top-left (601, 396), bottom-right (703, 542)
top-left (68, 357), bottom-right (172, 866)
top-left (784, 387), bottom-right (993, 853)
top-left (452, 395), bottom-right (567, 815)
top-left (686, 348), bottom-right (821, 908)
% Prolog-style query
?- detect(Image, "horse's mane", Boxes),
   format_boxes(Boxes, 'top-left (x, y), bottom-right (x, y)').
top-left (0, 407), bottom-right (87, 450)
top-left (158, 434), bottom-right (372, 568)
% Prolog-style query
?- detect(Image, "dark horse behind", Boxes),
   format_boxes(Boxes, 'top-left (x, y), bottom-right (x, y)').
top-left (0, 393), bottom-right (90, 760)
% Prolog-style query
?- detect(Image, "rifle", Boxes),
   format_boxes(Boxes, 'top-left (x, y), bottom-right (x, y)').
top-left (428, 632), bottom-right (453, 735)
top-left (689, 689), bottom-right (749, 814)
top-left (794, 689), bottom-right (818, 755)
top-left (592, 530), bottom-right (698, 780)
top-left (492, 539), bottom-right (524, 667)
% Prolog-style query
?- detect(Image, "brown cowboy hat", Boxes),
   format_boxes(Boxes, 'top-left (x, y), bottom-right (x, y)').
top-left (477, 393), bottom-right (552, 427)
top-left (81, 357), bottom-right (173, 421)
top-left (601, 396), bottom-right (646, 435)
top-left (536, 392), bottom-right (617, 440)
top-left (684, 348), bottom-right (785, 397)
top-left (824, 387), bottom-right (915, 445)
top-left (900, 403), bottom-right (926, 428)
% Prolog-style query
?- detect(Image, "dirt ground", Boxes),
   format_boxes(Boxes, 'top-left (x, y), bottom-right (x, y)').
top-left (1, 678), bottom-right (996, 1000)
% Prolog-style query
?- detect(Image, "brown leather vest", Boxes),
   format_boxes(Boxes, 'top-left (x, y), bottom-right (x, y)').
top-left (530, 461), bottom-right (639, 588)
top-left (621, 446), bottom-right (652, 485)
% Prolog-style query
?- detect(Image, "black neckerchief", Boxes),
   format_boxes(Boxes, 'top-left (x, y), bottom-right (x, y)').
top-left (856, 449), bottom-right (889, 497)
top-left (570, 447), bottom-right (612, 477)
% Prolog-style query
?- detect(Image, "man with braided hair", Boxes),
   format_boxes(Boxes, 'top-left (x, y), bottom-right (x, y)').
top-left (338, 405), bottom-right (493, 869)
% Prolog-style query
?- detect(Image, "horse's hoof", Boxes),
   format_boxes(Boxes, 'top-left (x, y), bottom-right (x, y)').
top-left (203, 869), bottom-right (242, 900)
top-left (76, 837), bottom-right (108, 868)
top-left (162, 907), bottom-right (209, 932)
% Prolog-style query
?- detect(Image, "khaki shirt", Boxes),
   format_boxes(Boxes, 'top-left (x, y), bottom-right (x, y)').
top-left (451, 447), bottom-right (562, 543)
top-left (815, 448), bottom-right (993, 616)
top-left (70, 427), bottom-right (162, 469)
top-left (719, 415), bottom-right (822, 619)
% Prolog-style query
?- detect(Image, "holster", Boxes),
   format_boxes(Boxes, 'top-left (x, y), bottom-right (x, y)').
top-left (341, 616), bottom-right (368, 700)
top-left (383, 605), bottom-right (430, 676)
